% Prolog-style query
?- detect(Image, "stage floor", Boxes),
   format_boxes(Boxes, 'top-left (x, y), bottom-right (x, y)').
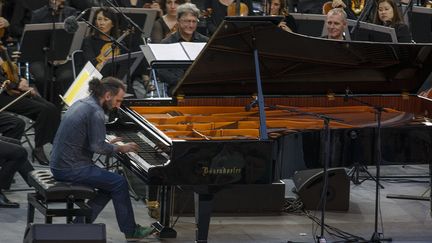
top-left (1, 143), bottom-right (432, 242)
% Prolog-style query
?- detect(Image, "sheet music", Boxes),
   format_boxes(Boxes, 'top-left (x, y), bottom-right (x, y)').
top-left (180, 42), bottom-right (206, 60)
top-left (62, 61), bottom-right (103, 107)
top-left (148, 43), bottom-right (190, 60)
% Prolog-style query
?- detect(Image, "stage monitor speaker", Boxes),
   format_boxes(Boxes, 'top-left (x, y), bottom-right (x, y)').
top-left (293, 167), bottom-right (350, 211)
top-left (23, 223), bottom-right (106, 243)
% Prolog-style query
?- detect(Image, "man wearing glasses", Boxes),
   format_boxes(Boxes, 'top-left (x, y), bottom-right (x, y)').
top-left (157, 2), bottom-right (209, 94)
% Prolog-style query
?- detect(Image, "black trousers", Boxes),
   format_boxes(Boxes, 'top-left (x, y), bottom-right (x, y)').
top-left (0, 93), bottom-right (60, 148)
top-left (29, 61), bottom-right (74, 107)
top-left (0, 112), bottom-right (25, 140)
top-left (0, 136), bottom-right (34, 189)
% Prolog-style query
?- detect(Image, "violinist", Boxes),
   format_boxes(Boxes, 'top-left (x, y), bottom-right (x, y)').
top-left (81, 7), bottom-right (121, 71)
top-left (270, 0), bottom-right (297, 33)
top-left (151, 0), bottom-right (186, 43)
top-left (204, 0), bottom-right (254, 36)
top-left (373, 0), bottom-right (411, 42)
top-left (29, 0), bottom-right (77, 106)
top-left (0, 50), bottom-right (60, 166)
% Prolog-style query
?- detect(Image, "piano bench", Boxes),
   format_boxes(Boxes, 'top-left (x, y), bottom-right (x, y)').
top-left (27, 170), bottom-right (96, 224)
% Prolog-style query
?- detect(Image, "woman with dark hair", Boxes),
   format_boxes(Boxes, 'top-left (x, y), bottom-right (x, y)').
top-left (269, 0), bottom-right (297, 33)
top-left (81, 7), bottom-right (121, 70)
top-left (150, 0), bottom-right (185, 43)
top-left (373, 0), bottom-right (411, 42)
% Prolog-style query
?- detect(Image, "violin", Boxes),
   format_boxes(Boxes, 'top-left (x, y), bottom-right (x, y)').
top-left (0, 43), bottom-right (21, 96)
top-left (323, 0), bottom-right (365, 16)
top-left (227, 0), bottom-right (249, 16)
top-left (96, 29), bottom-right (131, 70)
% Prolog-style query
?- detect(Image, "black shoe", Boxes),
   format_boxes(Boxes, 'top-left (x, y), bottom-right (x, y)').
top-left (33, 147), bottom-right (49, 166)
top-left (0, 192), bottom-right (19, 208)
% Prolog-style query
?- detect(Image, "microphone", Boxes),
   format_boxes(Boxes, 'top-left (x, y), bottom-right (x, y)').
top-left (64, 8), bottom-right (90, 33)
top-left (245, 99), bottom-right (258, 112)
top-left (344, 88), bottom-right (350, 102)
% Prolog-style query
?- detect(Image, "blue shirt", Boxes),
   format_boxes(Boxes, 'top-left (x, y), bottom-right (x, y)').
top-left (50, 96), bottom-right (116, 170)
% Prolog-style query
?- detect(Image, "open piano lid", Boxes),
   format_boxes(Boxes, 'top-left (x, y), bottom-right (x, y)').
top-left (173, 17), bottom-right (432, 97)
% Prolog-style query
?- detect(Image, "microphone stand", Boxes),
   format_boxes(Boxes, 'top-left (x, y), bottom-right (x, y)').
top-left (344, 89), bottom-right (392, 243)
top-left (350, 0), bottom-right (376, 38)
top-left (44, 0), bottom-right (58, 102)
top-left (268, 105), bottom-right (344, 243)
top-left (104, 0), bottom-right (147, 95)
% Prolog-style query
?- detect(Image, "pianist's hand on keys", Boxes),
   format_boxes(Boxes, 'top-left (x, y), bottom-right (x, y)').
top-left (107, 135), bottom-right (139, 153)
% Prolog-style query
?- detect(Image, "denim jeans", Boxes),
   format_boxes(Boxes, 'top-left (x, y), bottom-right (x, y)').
top-left (51, 165), bottom-right (136, 234)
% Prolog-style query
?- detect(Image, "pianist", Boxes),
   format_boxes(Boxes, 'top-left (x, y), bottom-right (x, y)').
top-left (157, 2), bottom-right (209, 95)
top-left (49, 77), bottom-right (155, 241)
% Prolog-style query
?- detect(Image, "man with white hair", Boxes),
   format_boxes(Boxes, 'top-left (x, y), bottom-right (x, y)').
top-left (325, 8), bottom-right (348, 40)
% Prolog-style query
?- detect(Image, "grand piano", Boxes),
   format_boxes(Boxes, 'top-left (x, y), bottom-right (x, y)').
top-left (108, 18), bottom-right (432, 242)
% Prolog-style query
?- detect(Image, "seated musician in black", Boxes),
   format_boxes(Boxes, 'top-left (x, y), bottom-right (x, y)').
top-left (81, 7), bottom-right (121, 72)
top-left (0, 112), bottom-right (34, 208)
top-left (328, 0), bottom-right (401, 21)
top-left (0, 57), bottom-right (60, 165)
top-left (373, 0), bottom-right (412, 43)
top-left (269, 0), bottom-right (297, 33)
top-left (157, 3), bottom-right (209, 95)
top-left (324, 8), bottom-right (348, 40)
top-left (205, 0), bottom-right (254, 36)
top-left (29, 0), bottom-right (76, 106)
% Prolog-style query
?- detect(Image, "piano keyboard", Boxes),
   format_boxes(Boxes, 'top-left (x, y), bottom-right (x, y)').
top-left (107, 131), bottom-right (169, 171)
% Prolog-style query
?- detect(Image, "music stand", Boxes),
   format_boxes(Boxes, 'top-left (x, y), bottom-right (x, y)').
top-left (290, 13), bottom-right (327, 37)
top-left (19, 22), bottom-right (87, 101)
top-left (19, 22), bottom-right (87, 63)
top-left (99, 51), bottom-right (144, 82)
top-left (61, 61), bottom-right (103, 108)
top-left (85, 7), bottom-right (158, 38)
top-left (410, 6), bottom-right (432, 43)
top-left (347, 20), bottom-right (398, 43)
top-left (141, 43), bottom-right (206, 97)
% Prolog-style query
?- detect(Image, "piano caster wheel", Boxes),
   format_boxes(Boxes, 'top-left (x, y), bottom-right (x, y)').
top-left (146, 200), bottom-right (160, 219)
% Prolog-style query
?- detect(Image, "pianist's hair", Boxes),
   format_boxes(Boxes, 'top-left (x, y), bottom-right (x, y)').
top-left (88, 77), bottom-right (125, 98)
top-left (176, 2), bottom-right (200, 20)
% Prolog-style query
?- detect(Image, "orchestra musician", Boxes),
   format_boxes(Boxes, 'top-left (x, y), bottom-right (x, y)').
top-left (324, 7), bottom-right (348, 40)
top-left (0, 112), bottom-right (34, 208)
top-left (50, 77), bottom-right (155, 241)
top-left (269, 0), bottom-right (297, 33)
top-left (29, 0), bottom-right (76, 106)
top-left (373, 0), bottom-right (412, 42)
top-left (204, 0), bottom-right (254, 36)
top-left (81, 7), bottom-right (122, 71)
top-left (157, 3), bottom-right (209, 94)
top-left (325, 0), bottom-right (404, 20)
top-left (0, 55), bottom-right (60, 165)
top-left (150, 0), bottom-right (186, 43)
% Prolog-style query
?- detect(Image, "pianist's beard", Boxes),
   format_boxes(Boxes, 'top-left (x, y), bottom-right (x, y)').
top-left (102, 100), bottom-right (115, 114)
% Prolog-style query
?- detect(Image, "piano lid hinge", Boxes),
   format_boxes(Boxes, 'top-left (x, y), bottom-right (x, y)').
top-left (401, 91), bottom-right (410, 100)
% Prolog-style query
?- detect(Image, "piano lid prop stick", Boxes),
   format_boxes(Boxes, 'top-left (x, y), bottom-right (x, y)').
top-left (192, 129), bottom-right (210, 140)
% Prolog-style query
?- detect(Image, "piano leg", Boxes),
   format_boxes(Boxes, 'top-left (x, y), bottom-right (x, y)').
top-left (194, 192), bottom-right (214, 243)
top-left (152, 186), bottom-right (177, 238)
